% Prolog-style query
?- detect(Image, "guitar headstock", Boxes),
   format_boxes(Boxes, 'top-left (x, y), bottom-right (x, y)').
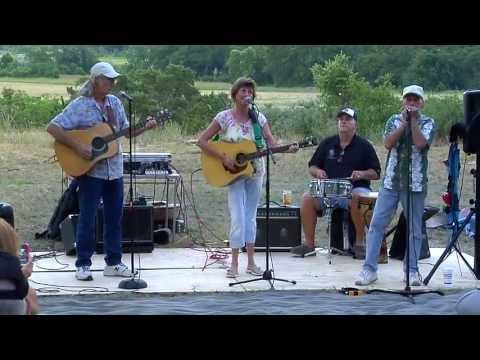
top-left (298, 136), bottom-right (319, 148)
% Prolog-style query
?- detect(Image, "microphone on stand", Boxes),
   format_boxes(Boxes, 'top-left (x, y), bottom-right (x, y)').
top-left (245, 96), bottom-right (258, 123)
top-left (405, 106), bottom-right (419, 122)
top-left (244, 95), bottom-right (255, 105)
top-left (119, 90), bottom-right (133, 101)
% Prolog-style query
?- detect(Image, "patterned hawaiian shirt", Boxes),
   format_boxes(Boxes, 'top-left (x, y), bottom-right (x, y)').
top-left (50, 95), bottom-right (129, 180)
top-left (382, 113), bottom-right (436, 192)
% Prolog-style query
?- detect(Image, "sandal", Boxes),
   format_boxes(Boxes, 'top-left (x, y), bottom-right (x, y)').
top-left (226, 268), bottom-right (239, 278)
top-left (246, 265), bottom-right (263, 276)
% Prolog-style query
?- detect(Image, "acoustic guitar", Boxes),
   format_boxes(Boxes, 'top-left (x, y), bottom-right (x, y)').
top-left (54, 109), bottom-right (171, 177)
top-left (201, 136), bottom-right (318, 187)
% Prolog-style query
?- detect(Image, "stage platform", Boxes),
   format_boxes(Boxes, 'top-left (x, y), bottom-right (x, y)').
top-left (29, 248), bottom-right (479, 296)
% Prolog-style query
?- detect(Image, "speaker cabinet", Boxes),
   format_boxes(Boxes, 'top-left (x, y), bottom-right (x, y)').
top-left (464, 90), bottom-right (480, 153)
top-left (0, 202), bottom-right (14, 228)
top-left (96, 205), bottom-right (154, 254)
top-left (254, 205), bottom-right (301, 251)
top-left (59, 214), bottom-right (78, 256)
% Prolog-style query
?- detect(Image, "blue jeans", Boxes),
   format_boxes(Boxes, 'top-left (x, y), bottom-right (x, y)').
top-left (75, 176), bottom-right (124, 267)
top-left (227, 176), bottom-right (263, 249)
top-left (363, 186), bottom-right (425, 274)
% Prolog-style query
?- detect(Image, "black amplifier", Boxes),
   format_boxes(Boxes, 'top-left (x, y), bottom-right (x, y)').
top-left (96, 205), bottom-right (154, 254)
top-left (254, 205), bottom-right (301, 252)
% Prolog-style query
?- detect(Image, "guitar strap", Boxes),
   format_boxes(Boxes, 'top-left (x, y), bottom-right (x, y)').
top-left (249, 107), bottom-right (265, 150)
top-left (105, 98), bottom-right (117, 132)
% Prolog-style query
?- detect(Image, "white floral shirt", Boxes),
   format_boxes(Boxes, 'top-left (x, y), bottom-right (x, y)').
top-left (214, 109), bottom-right (268, 177)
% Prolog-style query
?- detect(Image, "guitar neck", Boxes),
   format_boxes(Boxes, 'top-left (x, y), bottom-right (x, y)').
top-left (244, 144), bottom-right (293, 161)
top-left (102, 121), bottom-right (145, 143)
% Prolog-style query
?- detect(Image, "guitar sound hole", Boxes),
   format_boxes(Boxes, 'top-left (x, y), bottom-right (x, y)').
top-left (235, 153), bottom-right (246, 165)
top-left (92, 137), bottom-right (107, 153)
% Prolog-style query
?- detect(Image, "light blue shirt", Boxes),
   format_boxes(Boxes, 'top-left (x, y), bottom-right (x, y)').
top-left (50, 95), bottom-right (129, 180)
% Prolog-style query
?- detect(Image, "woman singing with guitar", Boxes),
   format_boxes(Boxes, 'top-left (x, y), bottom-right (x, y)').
top-left (197, 77), bottom-right (298, 278)
top-left (46, 62), bottom-right (157, 281)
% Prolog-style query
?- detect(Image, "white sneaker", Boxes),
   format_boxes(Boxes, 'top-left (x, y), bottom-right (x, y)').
top-left (76, 266), bottom-right (93, 281)
top-left (104, 263), bottom-right (132, 277)
top-left (355, 269), bottom-right (377, 286)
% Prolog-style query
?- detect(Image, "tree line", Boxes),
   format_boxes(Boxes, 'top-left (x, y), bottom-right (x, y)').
top-left (1, 45), bottom-right (480, 91)
top-left (114, 45), bottom-right (480, 90)
top-left (0, 52), bottom-right (463, 144)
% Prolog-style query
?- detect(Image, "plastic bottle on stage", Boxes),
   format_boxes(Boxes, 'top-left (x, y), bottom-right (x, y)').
top-left (282, 190), bottom-right (293, 207)
top-left (443, 267), bottom-right (454, 287)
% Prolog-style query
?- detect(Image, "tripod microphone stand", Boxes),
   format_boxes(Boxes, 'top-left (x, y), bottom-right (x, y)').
top-left (229, 104), bottom-right (296, 289)
top-left (369, 109), bottom-right (442, 302)
top-left (118, 94), bottom-right (147, 289)
top-left (423, 140), bottom-right (479, 285)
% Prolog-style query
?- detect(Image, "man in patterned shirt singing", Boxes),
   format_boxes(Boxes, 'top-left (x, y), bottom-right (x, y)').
top-left (355, 85), bottom-right (436, 286)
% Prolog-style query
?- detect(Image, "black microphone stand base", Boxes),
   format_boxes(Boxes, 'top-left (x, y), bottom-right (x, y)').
top-left (229, 269), bottom-right (296, 289)
top-left (367, 287), bottom-right (444, 304)
top-left (118, 277), bottom-right (148, 289)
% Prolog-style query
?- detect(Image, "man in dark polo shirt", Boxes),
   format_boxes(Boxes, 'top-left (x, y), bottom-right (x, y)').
top-left (290, 107), bottom-right (381, 257)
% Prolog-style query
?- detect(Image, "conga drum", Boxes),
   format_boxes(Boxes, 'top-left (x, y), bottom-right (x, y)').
top-left (350, 192), bottom-right (388, 263)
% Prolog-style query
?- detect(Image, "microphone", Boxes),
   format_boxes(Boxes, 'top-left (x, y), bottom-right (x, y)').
top-left (244, 96), bottom-right (255, 105)
top-left (119, 91), bottom-right (133, 101)
top-left (405, 106), bottom-right (418, 122)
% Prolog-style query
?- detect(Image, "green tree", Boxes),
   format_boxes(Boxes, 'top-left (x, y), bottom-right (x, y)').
top-left (226, 46), bottom-right (270, 83)
top-left (311, 53), bottom-right (399, 139)
top-left (0, 52), bottom-right (15, 68)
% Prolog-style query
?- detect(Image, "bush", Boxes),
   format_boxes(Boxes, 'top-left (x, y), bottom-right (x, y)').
top-left (262, 100), bottom-right (336, 141)
top-left (0, 88), bottom-right (63, 129)
top-left (182, 92), bottom-right (230, 134)
top-left (311, 54), bottom-right (400, 140)
top-left (423, 95), bottom-right (463, 141)
top-left (115, 64), bottom-right (231, 135)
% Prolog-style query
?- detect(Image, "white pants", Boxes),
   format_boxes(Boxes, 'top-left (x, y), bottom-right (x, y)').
top-left (227, 176), bottom-right (263, 249)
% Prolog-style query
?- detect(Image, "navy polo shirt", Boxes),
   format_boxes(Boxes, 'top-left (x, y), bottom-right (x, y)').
top-left (308, 134), bottom-right (381, 189)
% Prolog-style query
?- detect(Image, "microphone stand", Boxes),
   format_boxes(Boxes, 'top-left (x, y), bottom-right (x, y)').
top-left (229, 103), bottom-right (296, 289)
top-left (119, 95), bottom-right (147, 289)
top-left (423, 141), bottom-right (478, 284)
top-left (369, 109), bottom-right (442, 302)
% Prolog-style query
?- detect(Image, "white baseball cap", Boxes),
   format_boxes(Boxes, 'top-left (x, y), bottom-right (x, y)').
top-left (337, 107), bottom-right (358, 121)
top-left (90, 62), bottom-right (120, 79)
top-left (402, 85), bottom-right (424, 99)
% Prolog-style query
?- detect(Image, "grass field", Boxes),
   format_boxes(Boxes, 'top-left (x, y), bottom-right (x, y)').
top-left (0, 76), bottom-right (321, 107)
top-left (0, 128), bottom-right (476, 260)
top-left (0, 75), bottom-right (84, 97)
top-left (0, 74), bottom-right (463, 108)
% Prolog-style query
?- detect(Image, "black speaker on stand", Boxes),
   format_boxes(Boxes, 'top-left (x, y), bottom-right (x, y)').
top-left (462, 90), bottom-right (480, 278)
